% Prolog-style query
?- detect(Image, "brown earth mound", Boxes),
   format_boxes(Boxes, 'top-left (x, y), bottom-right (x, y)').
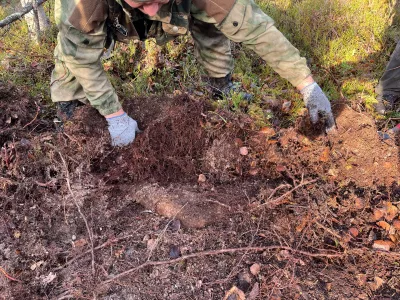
top-left (1, 83), bottom-right (400, 299)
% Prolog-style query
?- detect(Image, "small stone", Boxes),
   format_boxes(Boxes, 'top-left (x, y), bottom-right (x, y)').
top-left (169, 245), bottom-right (181, 259)
top-left (198, 174), bottom-right (206, 183)
top-left (239, 147), bottom-right (248, 156)
top-left (237, 272), bottom-right (251, 292)
top-left (71, 235), bottom-right (76, 241)
top-left (250, 263), bottom-right (261, 276)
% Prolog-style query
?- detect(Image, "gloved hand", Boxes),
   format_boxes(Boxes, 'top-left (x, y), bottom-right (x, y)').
top-left (300, 82), bottom-right (336, 132)
top-left (106, 113), bottom-right (140, 146)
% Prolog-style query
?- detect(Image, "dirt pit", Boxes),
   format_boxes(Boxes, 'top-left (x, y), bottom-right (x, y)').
top-left (1, 83), bottom-right (400, 299)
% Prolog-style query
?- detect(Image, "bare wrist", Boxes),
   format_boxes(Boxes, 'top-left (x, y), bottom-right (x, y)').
top-left (105, 108), bottom-right (125, 119)
top-left (296, 75), bottom-right (315, 91)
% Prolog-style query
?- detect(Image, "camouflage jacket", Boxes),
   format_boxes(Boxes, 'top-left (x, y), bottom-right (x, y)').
top-left (69, 0), bottom-right (235, 45)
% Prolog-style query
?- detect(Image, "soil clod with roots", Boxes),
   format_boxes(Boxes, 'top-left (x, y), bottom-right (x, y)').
top-left (1, 83), bottom-right (399, 299)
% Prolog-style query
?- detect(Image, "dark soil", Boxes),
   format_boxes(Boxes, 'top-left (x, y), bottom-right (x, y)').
top-left (1, 82), bottom-right (400, 299)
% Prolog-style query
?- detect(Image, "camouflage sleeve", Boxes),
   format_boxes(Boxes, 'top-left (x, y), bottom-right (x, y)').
top-left (51, 0), bottom-right (121, 116)
top-left (218, 0), bottom-right (311, 87)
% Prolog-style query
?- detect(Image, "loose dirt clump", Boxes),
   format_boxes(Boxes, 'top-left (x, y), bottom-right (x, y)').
top-left (1, 82), bottom-right (400, 299)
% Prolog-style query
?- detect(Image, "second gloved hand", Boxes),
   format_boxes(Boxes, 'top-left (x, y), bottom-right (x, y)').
top-left (106, 113), bottom-right (140, 146)
top-left (300, 82), bottom-right (336, 132)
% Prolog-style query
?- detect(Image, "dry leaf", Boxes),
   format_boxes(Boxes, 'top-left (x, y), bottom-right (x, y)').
top-left (327, 197), bottom-right (339, 208)
top-left (393, 219), bottom-right (400, 230)
top-left (372, 209), bottom-right (385, 221)
top-left (296, 214), bottom-right (310, 232)
top-left (384, 202), bottom-right (398, 221)
top-left (250, 263), bottom-right (261, 276)
top-left (349, 227), bottom-right (359, 237)
top-left (372, 240), bottom-right (394, 251)
top-left (319, 147), bottom-right (330, 162)
top-left (275, 165), bottom-right (286, 172)
top-left (326, 282), bottom-right (332, 291)
top-left (356, 274), bottom-right (367, 286)
top-left (30, 260), bottom-right (44, 271)
top-left (249, 168), bottom-right (259, 176)
top-left (73, 238), bottom-right (87, 248)
top-left (259, 127), bottom-right (275, 136)
top-left (247, 282), bottom-right (260, 300)
top-left (41, 272), bottom-right (57, 285)
top-left (377, 221), bottom-right (391, 231)
top-left (223, 286), bottom-right (245, 300)
top-left (389, 234), bottom-right (398, 243)
top-left (369, 276), bottom-right (384, 291)
top-left (114, 248), bottom-right (125, 258)
top-left (354, 197), bottom-right (365, 210)
top-left (234, 138), bottom-right (243, 147)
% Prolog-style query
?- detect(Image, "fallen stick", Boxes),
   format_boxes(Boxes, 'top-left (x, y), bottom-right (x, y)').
top-left (0, 266), bottom-right (21, 282)
top-left (53, 234), bottom-right (138, 271)
top-left (57, 150), bottom-right (96, 277)
top-left (44, 142), bottom-right (97, 278)
top-left (23, 101), bottom-right (40, 129)
top-left (0, 0), bottom-right (47, 28)
top-left (253, 179), bottom-right (318, 210)
top-left (100, 245), bottom-right (342, 286)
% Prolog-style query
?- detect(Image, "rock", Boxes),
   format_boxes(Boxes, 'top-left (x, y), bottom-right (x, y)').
top-left (239, 147), bottom-right (248, 156)
top-left (250, 263), bottom-right (261, 276)
top-left (169, 245), bottom-right (181, 259)
top-left (372, 240), bottom-right (394, 251)
top-left (198, 174), bottom-right (207, 183)
top-left (169, 219), bottom-right (181, 233)
top-left (237, 272), bottom-right (251, 292)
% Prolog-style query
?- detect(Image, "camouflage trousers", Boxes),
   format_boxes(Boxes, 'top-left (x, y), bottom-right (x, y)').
top-left (51, 0), bottom-right (311, 116)
top-left (190, 0), bottom-right (310, 86)
top-left (375, 41), bottom-right (400, 99)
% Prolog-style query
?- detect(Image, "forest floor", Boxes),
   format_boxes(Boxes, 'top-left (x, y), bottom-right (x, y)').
top-left (0, 81), bottom-right (399, 299)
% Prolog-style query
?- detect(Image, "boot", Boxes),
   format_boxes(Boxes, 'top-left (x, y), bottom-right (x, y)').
top-left (54, 100), bottom-right (85, 131)
top-left (374, 94), bottom-right (400, 115)
top-left (208, 74), bottom-right (253, 101)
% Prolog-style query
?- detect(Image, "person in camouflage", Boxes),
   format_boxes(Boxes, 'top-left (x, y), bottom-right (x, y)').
top-left (375, 41), bottom-right (400, 115)
top-left (51, 0), bottom-right (335, 146)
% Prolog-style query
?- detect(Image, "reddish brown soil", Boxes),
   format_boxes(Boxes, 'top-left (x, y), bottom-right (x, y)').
top-left (1, 83), bottom-right (400, 299)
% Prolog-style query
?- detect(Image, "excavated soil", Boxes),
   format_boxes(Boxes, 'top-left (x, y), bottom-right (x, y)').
top-left (1, 82), bottom-right (400, 299)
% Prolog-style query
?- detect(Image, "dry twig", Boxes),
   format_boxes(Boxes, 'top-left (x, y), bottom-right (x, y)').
top-left (45, 143), bottom-right (97, 278)
top-left (0, 266), bottom-right (21, 282)
top-left (100, 245), bottom-right (342, 286)
top-left (23, 101), bottom-right (40, 129)
top-left (254, 179), bottom-right (317, 210)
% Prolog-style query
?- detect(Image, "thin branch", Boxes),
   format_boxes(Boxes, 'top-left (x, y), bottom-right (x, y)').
top-left (45, 142), bottom-right (97, 278)
top-left (0, 266), bottom-right (21, 282)
top-left (0, 0), bottom-right (47, 28)
top-left (254, 179), bottom-right (318, 210)
top-left (100, 245), bottom-right (343, 286)
top-left (22, 101), bottom-right (40, 128)
top-left (58, 151), bottom-right (96, 277)
top-left (53, 234), bottom-right (139, 271)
